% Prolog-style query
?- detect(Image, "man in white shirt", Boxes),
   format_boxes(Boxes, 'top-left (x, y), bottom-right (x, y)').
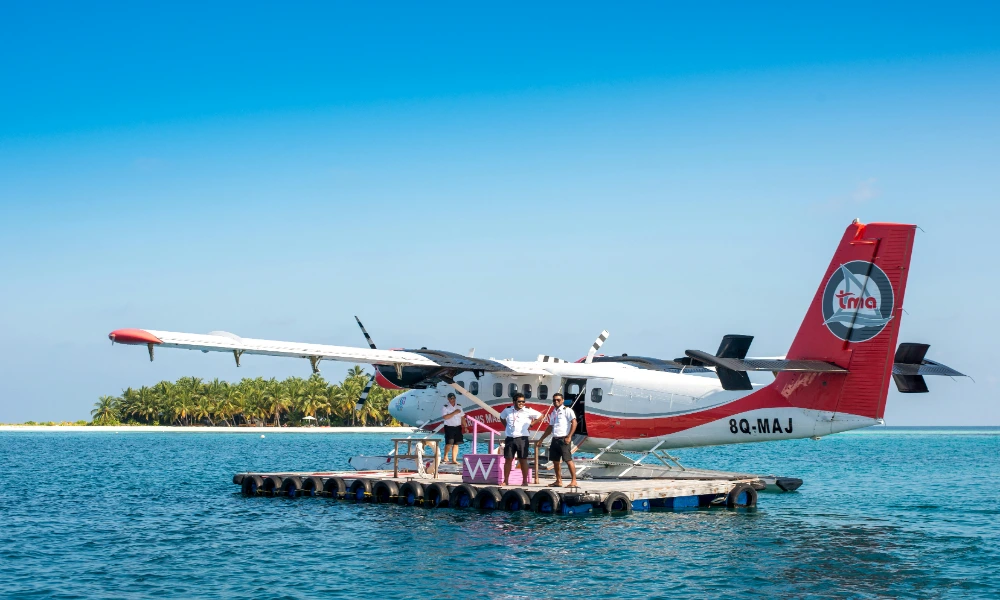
top-left (441, 392), bottom-right (467, 465)
top-left (498, 392), bottom-right (544, 486)
top-left (536, 392), bottom-right (578, 487)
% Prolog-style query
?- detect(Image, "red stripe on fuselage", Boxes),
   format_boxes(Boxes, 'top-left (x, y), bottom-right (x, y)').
top-left (586, 388), bottom-right (788, 439)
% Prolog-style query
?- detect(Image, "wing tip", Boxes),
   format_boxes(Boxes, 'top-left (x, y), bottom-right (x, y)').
top-left (108, 329), bottom-right (162, 345)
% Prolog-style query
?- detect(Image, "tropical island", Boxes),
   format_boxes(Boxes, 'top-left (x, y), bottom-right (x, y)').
top-left (87, 366), bottom-right (402, 427)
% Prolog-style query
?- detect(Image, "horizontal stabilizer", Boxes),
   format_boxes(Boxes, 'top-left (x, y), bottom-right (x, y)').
top-left (683, 350), bottom-right (753, 390)
top-left (590, 355), bottom-right (712, 373)
top-left (683, 350), bottom-right (848, 374)
top-left (891, 343), bottom-right (966, 393)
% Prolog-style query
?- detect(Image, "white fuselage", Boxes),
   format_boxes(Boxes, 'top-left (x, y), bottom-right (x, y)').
top-left (387, 360), bottom-right (878, 452)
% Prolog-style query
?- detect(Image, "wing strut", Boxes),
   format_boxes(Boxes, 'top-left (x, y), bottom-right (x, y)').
top-left (446, 379), bottom-right (502, 419)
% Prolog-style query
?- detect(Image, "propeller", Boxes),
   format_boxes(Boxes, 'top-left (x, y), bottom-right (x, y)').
top-left (355, 315), bottom-right (377, 349)
top-left (585, 330), bottom-right (610, 364)
top-left (350, 316), bottom-right (380, 411)
top-left (355, 374), bottom-right (374, 412)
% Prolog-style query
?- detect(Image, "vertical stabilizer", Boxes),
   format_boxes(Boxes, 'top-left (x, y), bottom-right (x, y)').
top-left (782, 220), bottom-right (916, 420)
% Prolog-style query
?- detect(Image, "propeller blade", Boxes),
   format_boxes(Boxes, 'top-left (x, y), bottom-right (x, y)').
top-left (354, 316), bottom-right (377, 350)
top-left (585, 330), bottom-right (610, 364)
top-left (354, 374), bottom-right (375, 411)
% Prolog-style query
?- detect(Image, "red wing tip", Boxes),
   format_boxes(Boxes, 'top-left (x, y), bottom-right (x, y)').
top-left (109, 329), bottom-right (162, 345)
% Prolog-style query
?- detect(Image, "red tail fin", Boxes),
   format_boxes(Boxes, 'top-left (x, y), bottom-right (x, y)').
top-left (783, 220), bottom-right (916, 420)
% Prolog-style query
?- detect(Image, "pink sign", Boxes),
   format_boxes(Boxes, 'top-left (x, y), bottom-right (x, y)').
top-left (462, 454), bottom-right (532, 485)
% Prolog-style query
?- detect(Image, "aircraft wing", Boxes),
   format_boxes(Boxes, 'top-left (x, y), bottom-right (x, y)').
top-left (108, 328), bottom-right (542, 375)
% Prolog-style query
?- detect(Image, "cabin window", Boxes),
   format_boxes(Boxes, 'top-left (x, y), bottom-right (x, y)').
top-left (522, 384), bottom-right (532, 399)
top-left (591, 387), bottom-right (603, 403)
top-left (470, 381), bottom-right (479, 395)
top-left (539, 384), bottom-right (548, 400)
top-left (508, 383), bottom-right (518, 398)
top-left (493, 383), bottom-right (503, 397)
top-left (567, 383), bottom-right (581, 396)
top-left (456, 381), bottom-right (465, 391)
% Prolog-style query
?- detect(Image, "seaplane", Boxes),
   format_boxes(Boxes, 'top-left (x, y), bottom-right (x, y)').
top-left (108, 220), bottom-right (966, 487)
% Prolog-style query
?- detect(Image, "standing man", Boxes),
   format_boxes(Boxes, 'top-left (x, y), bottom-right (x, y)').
top-left (536, 393), bottom-right (578, 487)
top-left (441, 392), bottom-right (467, 465)
top-left (499, 392), bottom-right (544, 486)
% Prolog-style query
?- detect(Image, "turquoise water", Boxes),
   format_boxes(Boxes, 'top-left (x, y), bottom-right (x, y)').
top-left (2, 428), bottom-right (999, 598)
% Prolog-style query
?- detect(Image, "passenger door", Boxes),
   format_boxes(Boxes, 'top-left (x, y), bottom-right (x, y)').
top-left (563, 379), bottom-right (588, 435)
top-left (585, 377), bottom-right (615, 434)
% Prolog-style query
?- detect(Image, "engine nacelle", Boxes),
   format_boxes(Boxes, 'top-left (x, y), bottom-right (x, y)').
top-left (374, 364), bottom-right (445, 390)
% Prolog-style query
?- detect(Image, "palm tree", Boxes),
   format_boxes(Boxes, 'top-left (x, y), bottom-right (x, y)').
top-left (136, 386), bottom-right (161, 424)
top-left (337, 369), bottom-right (369, 425)
top-left (264, 379), bottom-right (292, 426)
top-left (194, 395), bottom-right (215, 426)
top-left (118, 387), bottom-right (140, 422)
top-left (91, 396), bottom-right (119, 425)
top-left (215, 385), bottom-right (238, 426)
top-left (172, 389), bottom-right (196, 426)
top-left (94, 368), bottom-right (401, 427)
top-left (300, 375), bottom-right (330, 423)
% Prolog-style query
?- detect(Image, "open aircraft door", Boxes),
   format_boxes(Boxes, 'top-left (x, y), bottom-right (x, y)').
top-left (564, 377), bottom-right (614, 437)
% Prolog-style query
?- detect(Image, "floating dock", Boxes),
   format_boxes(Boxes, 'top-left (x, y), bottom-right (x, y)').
top-left (233, 467), bottom-right (767, 514)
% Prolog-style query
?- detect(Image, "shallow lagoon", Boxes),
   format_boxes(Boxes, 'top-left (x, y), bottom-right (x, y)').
top-left (2, 428), bottom-right (998, 598)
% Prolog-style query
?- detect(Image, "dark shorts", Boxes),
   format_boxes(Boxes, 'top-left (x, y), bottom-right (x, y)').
top-left (549, 437), bottom-right (573, 462)
top-left (444, 425), bottom-right (464, 445)
top-left (503, 436), bottom-right (530, 460)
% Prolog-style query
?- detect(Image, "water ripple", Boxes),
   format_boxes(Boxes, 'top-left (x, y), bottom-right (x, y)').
top-left (1, 431), bottom-right (998, 598)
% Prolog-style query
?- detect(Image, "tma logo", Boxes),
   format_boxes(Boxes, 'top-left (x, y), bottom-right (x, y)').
top-left (822, 261), bottom-right (894, 342)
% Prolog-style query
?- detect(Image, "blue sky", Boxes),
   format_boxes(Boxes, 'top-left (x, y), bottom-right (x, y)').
top-left (1, 2), bottom-right (998, 424)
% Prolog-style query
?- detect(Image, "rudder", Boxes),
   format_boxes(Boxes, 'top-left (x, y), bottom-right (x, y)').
top-left (783, 220), bottom-right (916, 420)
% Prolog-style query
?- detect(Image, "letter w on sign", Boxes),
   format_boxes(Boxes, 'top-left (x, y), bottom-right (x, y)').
top-left (463, 456), bottom-right (496, 483)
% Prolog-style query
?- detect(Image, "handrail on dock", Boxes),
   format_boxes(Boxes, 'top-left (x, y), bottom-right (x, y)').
top-left (466, 416), bottom-right (500, 455)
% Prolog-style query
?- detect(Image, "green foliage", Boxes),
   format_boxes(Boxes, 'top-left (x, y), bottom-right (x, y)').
top-left (88, 368), bottom-right (403, 427)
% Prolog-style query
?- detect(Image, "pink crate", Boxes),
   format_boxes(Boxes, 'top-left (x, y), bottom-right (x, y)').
top-left (461, 454), bottom-right (533, 485)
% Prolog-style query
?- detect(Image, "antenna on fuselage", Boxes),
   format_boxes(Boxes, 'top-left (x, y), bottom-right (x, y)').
top-left (585, 330), bottom-right (610, 364)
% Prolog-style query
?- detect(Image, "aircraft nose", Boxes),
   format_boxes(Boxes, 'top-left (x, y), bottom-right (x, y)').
top-left (389, 391), bottom-right (416, 425)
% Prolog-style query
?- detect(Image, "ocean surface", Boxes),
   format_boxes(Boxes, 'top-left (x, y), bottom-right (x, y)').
top-left (2, 428), bottom-right (998, 599)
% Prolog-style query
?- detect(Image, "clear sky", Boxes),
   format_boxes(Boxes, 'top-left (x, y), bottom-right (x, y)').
top-left (1, 2), bottom-right (998, 424)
